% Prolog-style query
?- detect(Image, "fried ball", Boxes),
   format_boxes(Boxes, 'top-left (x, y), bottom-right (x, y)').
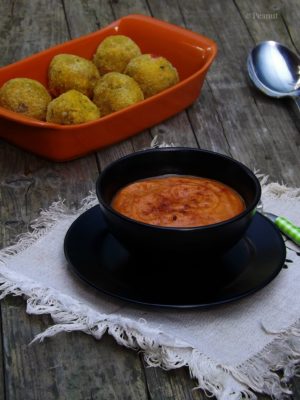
top-left (46, 90), bottom-right (100, 125)
top-left (93, 35), bottom-right (141, 75)
top-left (124, 54), bottom-right (179, 98)
top-left (93, 72), bottom-right (144, 116)
top-left (48, 54), bottom-right (100, 98)
top-left (0, 78), bottom-right (51, 121)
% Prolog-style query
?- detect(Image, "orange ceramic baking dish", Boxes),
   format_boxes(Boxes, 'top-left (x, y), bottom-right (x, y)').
top-left (0, 14), bottom-right (217, 161)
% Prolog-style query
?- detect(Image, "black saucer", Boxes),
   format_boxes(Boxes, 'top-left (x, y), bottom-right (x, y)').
top-left (64, 206), bottom-right (286, 309)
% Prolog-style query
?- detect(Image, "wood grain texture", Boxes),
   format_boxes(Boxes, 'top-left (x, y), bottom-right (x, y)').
top-left (279, 0), bottom-right (300, 52)
top-left (0, 0), bottom-right (70, 66)
top-left (176, 0), bottom-right (300, 186)
top-left (0, 0), bottom-right (300, 399)
top-left (233, 0), bottom-right (300, 184)
top-left (62, 0), bottom-right (115, 35)
top-left (62, 1), bottom-right (204, 398)
top-left (0, 1), bottom-right (137, 399)
top-left (111, 0), bottom-right (198, 150)
top-left (0, 0), bottom-right (99, 245)
top-left (0, 313), bottom-right (5, 400)
top-left (2, 296), bottom-right (148, 400)
top-left (0, 3), bottom-right (100, 398)
top-left (141, 358), bottom-right (206, 400)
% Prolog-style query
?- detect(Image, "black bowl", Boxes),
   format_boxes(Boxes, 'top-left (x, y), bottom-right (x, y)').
top-left (96, 148), bottom-right (261, 258)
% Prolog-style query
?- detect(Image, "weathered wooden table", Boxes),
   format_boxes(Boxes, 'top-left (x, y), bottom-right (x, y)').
top-left (1, 0), bottom-right (300, 399)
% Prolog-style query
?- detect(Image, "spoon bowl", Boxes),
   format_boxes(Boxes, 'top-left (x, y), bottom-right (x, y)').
top-left (247, 41), bottom-right (300, 110)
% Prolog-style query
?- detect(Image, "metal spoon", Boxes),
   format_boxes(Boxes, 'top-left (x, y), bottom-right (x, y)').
top-left (247, 40), bottom-right (300, 111)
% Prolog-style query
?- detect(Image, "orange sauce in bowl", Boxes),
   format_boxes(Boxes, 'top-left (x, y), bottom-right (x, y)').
top-left (111, 175), bottom-right (245, 227)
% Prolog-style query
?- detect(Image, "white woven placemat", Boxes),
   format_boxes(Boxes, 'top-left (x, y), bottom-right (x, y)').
top-left (0, 182), bottom-right (299, 400)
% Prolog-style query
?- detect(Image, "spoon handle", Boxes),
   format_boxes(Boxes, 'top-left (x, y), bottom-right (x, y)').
top-left (274, 216), bottom-right (300, 246)
top-left (294, 97), bottom-right (300, 113)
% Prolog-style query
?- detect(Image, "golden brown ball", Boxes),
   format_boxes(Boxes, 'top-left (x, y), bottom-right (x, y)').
top-left (48, 54), bottom-right (100, 98)
top-left (0, 78), bottom-right (51, 121)
top-left (93, 35), bottom-right (141, 75)
top-left (93, 72), bottom-right (144, 116)
top-left (124, 54), bottom-right (179, 98)
top-left (46, 90), bottom-right (100, 125)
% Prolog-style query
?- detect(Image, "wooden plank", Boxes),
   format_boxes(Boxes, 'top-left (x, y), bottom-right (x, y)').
top-left (132, 1), bottom-right (226, 154)
top-left (279, 0), bottom-right (300, 52)
top-left (0, 1), bottom-right (97, 238)
top-left (127, 1), bottom-right (299, 399)
top-left (62, 0), bottom-right (115, 37)
top-left (0, 0), bottom-right (70, 67)
top-left (109, 0), bottom-right (198, 151)
top-left (173, 0), bottom-right (300, 186)
top-left (62, 0), bottom-right (139, 169)
top-left (234, 0), bottom-right (296, 48)
top-left (64, 0), bottom-right (198, 157)
top-left (1, 296), bottom-right (148, 400)
top-left (0, 1), bottom-right (299, 400)
top-left (102, 0), bottom-right (203, 398)
top-left (141, 358), bottom-right (206, 400)
top-left (130, 5), bottom-right (225, 399)
top-left (0, 0), bottom-right (98, 220)
top-left (0, 1), bottom-right (119, 399)
top-left (62, 0), bottom-right (204, 399)
top-left (0, 2), bottom-right (95, 399)
top-left (233, 2), bottom-right (300, 396)
top-left (0, 314), bottom-right (5, 400)
top-left (234, 0), bottom-right (300, 153)
top-left (0, 1), bottom-right (149, 399)
top-left (95, 0), bottom-right (154, 161)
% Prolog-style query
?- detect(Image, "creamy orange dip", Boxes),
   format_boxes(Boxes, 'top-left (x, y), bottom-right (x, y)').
top-left (112, 175), bottom-right (245, 227)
